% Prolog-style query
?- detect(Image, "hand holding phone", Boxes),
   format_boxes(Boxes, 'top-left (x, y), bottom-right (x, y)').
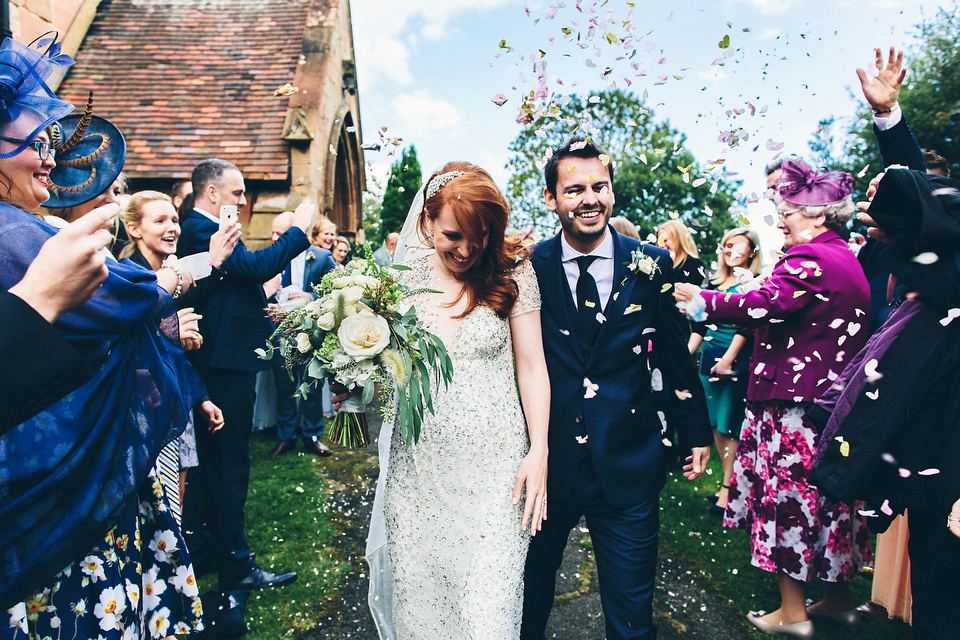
top-left (219, 205), bottom-right (238, 230)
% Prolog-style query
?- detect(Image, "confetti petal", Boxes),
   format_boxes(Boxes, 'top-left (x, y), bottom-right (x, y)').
top-left (274, 82), bottom-right (299, 97)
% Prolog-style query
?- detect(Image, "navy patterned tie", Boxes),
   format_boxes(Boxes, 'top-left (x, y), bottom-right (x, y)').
top-left (575, 255), bottom-right (601, 344)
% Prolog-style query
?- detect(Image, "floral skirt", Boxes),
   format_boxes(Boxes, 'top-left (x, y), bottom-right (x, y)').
top-left (3, 470), bottom-right (203, 639)
top-left (723, 401), bottom-right (872, 582)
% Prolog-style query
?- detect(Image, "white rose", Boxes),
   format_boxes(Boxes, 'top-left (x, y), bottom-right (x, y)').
top-left (296, 332), bottom-right (313, 353)
top-left (338, 310), bottom-right (391, 358)
top-left (317, 312), bottom-right (335, 330)
top-left (319, 293), bottom-right (337, 313)
top-left (339, 285), bottom-right (364, 304)
top-left (332, 275), bottom-right (361, 289)
top-left (304, 299), bottom-right (323, 314)
top-left (352, 275), bottom-right (380, 290)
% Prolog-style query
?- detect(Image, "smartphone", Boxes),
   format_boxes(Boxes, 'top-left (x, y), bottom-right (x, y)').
top-left (219, 205), bottom-right (238, 229)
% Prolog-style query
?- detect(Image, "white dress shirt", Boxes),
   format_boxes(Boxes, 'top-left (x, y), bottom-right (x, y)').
top-left (560, 229), bottom-right (615, 311)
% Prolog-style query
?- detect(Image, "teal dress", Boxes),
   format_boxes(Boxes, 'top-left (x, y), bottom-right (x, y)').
top-left (697, 282), bottom-right (751, 438)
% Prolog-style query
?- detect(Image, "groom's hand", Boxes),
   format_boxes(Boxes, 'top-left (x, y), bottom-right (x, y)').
top-left (682, 446), bottom-right (710, 481)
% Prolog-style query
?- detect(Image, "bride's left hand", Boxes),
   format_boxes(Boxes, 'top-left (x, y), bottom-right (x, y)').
top-left (514, 448), bottom-right (548, 535)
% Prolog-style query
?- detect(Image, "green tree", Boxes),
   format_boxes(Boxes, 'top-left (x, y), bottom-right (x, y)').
top-left (809, 4), bottom-right (960, 183)
top-left (379, 146), bottom-right (422, 245)
top-left (506, 90), bottom-right (739, 254)
top-left (361, 172), bottom-right (384, 245)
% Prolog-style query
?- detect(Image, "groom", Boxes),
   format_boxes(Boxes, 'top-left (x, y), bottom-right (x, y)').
top-left (521, 138), bottom-right (712, 640)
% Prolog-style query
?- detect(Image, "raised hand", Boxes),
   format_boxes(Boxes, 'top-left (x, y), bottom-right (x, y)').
top-left (856, 47), bottom-right (906, 113)
top-left (209, 221), bottom-right (241, 268)
top-left (291, 200), bottom-right (317, 232)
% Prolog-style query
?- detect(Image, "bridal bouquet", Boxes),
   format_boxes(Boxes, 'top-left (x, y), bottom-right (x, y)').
top-left (258, 248), bottom-right (453, 448)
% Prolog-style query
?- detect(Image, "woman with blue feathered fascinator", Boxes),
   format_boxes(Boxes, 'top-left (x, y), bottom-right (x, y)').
top-left (0, 34), bottom-right (207, 638)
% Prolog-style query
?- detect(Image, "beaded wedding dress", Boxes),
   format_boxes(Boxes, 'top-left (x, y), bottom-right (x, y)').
top-left (367, 255), bottom-right (541, 640)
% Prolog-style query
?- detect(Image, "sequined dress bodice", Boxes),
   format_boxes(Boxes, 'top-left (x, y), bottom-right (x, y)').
top-left (382, 255), bottom-right (540, 639)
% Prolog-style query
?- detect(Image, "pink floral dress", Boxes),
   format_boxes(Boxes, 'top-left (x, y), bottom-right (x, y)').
top-left (724, 401), bottom-right (872, 582)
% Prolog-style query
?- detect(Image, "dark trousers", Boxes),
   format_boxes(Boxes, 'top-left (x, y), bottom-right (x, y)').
top-left (521, 456), bottom-right (660, 640)
top-left (182, 367), bottom-right (257, 581)
top-left (908, 505), bottom-right (960, 639)
top-left (274, 365), bottom-right (325, 441)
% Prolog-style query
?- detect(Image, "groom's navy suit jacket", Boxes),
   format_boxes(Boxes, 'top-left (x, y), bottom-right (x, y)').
top-left (532, 228), bottom-right (712, 509)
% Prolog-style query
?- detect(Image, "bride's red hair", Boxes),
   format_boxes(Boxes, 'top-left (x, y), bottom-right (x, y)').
top-left (419, 162), bottom-right (529, 319)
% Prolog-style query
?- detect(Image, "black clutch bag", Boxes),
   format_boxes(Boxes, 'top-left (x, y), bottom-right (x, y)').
top-left (699, 345), bottom-right (750, 378)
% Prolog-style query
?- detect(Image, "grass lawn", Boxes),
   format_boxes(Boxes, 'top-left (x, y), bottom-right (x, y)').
top-left (207, 430), bottom-right (912, 639)
top-left (195, 428), bottom-right (379, 639)
top-left (659, 451), bottom-right (912, 639)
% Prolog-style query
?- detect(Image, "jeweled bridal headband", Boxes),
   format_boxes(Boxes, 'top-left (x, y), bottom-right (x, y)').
top-left (425, 170), bottom-right (465, 200)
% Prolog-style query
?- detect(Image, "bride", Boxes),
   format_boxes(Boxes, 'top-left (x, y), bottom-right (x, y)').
top-left (365, 162), bottom-right (550, 639)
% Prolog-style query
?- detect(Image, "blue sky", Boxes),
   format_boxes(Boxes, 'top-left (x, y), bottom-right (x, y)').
top-left (351, 0), bottom-right (946, 208)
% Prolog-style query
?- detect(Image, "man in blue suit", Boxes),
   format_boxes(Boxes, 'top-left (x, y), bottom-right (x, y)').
top-left (266, 210), bottom-right (337, 458)
top-left (178, 158), bottom-right (313, 591)
top-left (521, 139), bottom-right (712, 640)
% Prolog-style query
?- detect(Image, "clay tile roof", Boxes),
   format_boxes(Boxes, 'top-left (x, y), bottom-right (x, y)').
top-left (57, 0), bottom-right (311, 181)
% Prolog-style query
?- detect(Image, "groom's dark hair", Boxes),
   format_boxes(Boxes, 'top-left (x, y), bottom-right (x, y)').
top-left (544, 137), bottom-right (614, 197)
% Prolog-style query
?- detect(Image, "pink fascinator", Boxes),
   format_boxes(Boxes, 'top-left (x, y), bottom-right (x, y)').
top-left (776, 159), bottom-right (854, 206)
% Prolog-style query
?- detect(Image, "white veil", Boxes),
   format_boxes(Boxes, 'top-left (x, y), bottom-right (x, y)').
top-left (391, 180), bottom-right (435, 265)
top-left (365, 173), bottom-right (436, 639)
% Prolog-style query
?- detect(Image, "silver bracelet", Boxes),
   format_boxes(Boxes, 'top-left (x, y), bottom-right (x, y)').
top-left (160, 263), bottom-right (183, 299)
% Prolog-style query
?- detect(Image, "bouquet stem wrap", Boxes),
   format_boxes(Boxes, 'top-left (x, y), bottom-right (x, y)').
top-left (331, 387), bottom-right (371, 448)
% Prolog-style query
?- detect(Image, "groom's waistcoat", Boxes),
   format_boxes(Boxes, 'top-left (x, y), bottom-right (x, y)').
top-left (532, 230), bottom-right (711, 508)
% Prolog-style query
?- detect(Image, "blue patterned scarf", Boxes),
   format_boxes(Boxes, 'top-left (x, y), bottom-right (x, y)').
top-left (0, 204), bottom-right (204, 608)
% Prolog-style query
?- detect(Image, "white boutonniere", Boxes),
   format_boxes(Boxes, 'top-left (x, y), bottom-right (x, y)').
top-left (626, 249), bottom-right (660, 280)
top-left (306, 252), bottom-right (316, 263)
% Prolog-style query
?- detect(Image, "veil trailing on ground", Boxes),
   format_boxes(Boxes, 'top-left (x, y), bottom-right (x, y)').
top-left (365, 174), bottom-right (435, 639)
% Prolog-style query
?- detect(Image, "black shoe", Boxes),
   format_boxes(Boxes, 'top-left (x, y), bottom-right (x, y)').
top-left (219, 566), bottom-right (298, 591)
top-left (709, 503), bottom-right (726, 517)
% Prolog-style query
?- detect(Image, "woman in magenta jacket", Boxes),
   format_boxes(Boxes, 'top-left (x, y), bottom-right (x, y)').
top-left (675, 159), bottom-right (873, 638)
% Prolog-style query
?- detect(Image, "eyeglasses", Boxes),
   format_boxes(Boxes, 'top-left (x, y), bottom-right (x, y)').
top-left (778, 208), bottom-right (802, 221)
top-left (0, 136), bottom-right (55, 161)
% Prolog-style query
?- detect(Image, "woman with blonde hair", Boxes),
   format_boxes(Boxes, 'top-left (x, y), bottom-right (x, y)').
top-left (119, 190), bottom-right (238, 520)
top-left (656, 218), bottom-right (705, 285)
top-left (310, 215), bottom-right (337, 250)
top-left (688, 227), bottom-right (762, 516)
top-left (332, 235), bottom-right (351, 266)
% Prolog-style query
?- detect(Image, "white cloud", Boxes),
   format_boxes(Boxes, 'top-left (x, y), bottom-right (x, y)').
top-left (391, 93), bottom-right (462, 135)
top-left (725, 0), bottom-right (802, 14)
top-left (352, 0), bottom-right (516, 90)
top-left (759, 28), bottom-right (782, 40)
top-left (697, 68), bottom-right (730, 84)
top-left (352, 0), bottom-right (514, 42)
top-left (474, 150), bottom-right (512, 191)
top-left (361, 37), bottom-right (413, 85)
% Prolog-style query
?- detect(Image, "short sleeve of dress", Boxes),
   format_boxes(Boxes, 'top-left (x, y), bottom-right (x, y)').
top-left (510, 258), bottom-right (541, 317)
